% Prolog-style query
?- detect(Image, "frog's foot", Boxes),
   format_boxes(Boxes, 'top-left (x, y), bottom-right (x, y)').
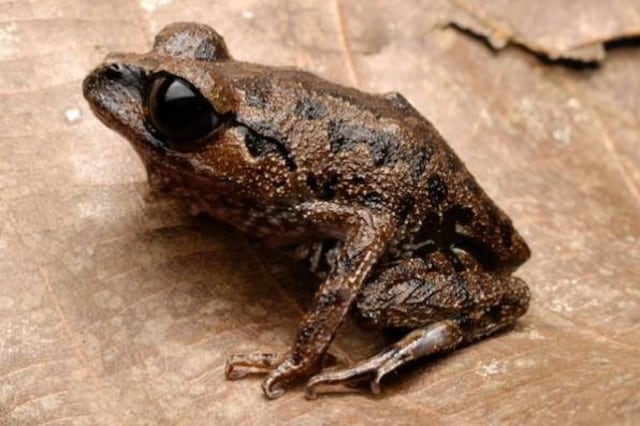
top-left (225, 352), bottom-right (283, 380)
top-left (305, 320), bottom-right (463, 398)
top-left (225, 352), bottom-right (304, 398)
top-left (225, 351), bottom-right (343, 396)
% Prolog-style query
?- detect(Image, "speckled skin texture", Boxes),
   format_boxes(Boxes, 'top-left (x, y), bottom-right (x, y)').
top-left (83, 22), bottom-right (530, 399)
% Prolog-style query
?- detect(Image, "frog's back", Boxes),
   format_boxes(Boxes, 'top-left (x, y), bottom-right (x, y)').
top-left (226, 62), bottom-right (450, 208)
top-left (222, 62), bottom-right (530, 273)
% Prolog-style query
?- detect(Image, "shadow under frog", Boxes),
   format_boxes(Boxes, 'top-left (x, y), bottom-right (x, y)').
top-left (83, 23), bottom-right (531, 399)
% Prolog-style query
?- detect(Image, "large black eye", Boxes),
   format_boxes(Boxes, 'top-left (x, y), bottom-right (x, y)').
top-left (144, 72), bottom-right (221, 143)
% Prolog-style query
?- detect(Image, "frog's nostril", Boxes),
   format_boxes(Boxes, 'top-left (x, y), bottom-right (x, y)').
top-left (104, 63), bottom-right (125, 80)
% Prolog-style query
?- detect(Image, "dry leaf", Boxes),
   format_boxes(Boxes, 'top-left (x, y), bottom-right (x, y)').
top-left (447, 0), bottom-right (640, 62)
top-left (1, 0), bottom-right (639, 424)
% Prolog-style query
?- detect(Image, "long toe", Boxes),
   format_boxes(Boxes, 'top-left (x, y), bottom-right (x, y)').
top-left (225, 352), bottom-right (282, 380)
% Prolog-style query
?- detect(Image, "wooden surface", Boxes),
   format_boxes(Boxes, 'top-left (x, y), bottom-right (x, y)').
top-left (1, 1), bottom-right (639, 425)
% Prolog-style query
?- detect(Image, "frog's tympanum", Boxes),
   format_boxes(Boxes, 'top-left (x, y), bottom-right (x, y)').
top-left (83, 23), bottom-right (531, 399)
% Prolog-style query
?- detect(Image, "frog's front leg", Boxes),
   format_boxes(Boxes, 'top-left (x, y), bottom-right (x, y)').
top-left (306, 258), bottom-right (530, 397)
top-left (226, 202), bottom-right (395, 399)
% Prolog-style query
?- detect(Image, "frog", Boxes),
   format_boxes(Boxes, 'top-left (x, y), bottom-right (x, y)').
top-left (83, 22), bottom-right (531, 400)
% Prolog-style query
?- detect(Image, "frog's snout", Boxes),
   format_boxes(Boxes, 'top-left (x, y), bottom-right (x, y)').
top-left (82, 60), bottom-right (148, 130)
top-left (83, 62), bottom-right (145, 103)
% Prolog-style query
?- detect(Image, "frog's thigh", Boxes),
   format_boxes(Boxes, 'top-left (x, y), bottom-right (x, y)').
top-left (306, 259), bottom-right (530, 397)
top-left (355, 258), bottom-right (530, 332)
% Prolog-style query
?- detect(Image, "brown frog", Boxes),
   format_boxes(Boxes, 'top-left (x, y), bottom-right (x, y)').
top-left (83, 23), bottom-right (531, 399)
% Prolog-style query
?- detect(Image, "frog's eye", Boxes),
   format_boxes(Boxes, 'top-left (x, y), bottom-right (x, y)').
top-left (144, 72), bottom-right (221, 144)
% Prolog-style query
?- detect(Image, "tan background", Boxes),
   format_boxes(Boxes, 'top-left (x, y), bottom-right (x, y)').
top-left (1, 1), bottom-right (640, 425)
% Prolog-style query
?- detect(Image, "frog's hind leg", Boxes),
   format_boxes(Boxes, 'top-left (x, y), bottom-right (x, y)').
top-left (305, 259), bottom-right (530, 398)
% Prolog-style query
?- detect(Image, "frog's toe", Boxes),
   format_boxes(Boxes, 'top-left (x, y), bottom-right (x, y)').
top-left (224, 352), bottom-right (282, 380)
top-left (304, 353), bottom-right (409, 397)
top-left (262, 374), bottom-right (287, 399)
top-left (305, 342), bottom-right (414, 397)
top-left (304, 360), bottom-right (383, 398)
top-left (306, 321), bottom-right (465, 398)
top-left (261, 357), bottom-right (312, 399)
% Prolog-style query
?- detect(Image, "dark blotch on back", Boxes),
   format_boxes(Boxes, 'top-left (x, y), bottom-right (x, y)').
top-left (294, 98), bottom-right (328, 120)
top-left (241, 78), bottom-right (272, 109)
top-left (410, 150), bottom-right (432, 184)
top-left (329, 120), bottom-right (400, 167)
top-left (397, 195), bottom-right (416, 221)
top-left (427, 174), bottom-right (448, 204)
top-left (306, 171), bottom-right (340, 200)
top-left (321, 171), bottom-right (340, 200)
top-left (306, 171), bottom-right (340, 201)
top-left (364, 191), bottom-right (383, 208)
top-left (350, 175), bottom-right (366, 184)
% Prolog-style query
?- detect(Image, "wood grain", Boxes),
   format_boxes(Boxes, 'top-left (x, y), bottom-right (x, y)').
top-left (1, 1), bottom-right (639, 424)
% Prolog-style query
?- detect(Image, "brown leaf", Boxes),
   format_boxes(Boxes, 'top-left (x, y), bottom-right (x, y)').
top-left (1, 0), bottom-right (639, 424)
top-left (447, 0), bottom-right (640, 62)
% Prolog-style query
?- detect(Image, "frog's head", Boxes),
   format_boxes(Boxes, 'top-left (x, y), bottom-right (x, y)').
top-left (83, 23), bottom-right (285, 203)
